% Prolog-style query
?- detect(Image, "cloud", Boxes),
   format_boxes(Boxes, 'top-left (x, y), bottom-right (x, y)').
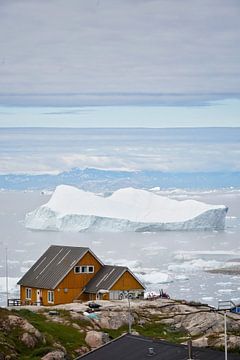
top-left (0, 0), bottom-right (239, 106)
top-left (1, 128), bottom-right (240, 173)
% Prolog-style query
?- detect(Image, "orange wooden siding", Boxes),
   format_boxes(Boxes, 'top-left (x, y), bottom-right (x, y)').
top-left (110, 271), bottom-right (144, 291)
top-left (20, 251), bottom-right (103, 305)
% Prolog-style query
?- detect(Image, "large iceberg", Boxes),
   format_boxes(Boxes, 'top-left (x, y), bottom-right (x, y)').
top-left (25, 185), bottom-right (228, 232)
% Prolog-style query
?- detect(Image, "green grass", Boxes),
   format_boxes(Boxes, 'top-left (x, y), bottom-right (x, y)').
top-left (102, 325), bottom-right (129, 339)
top-left (102, 319), bottom-right (188, 344)
top-left (14, 309), bottom-right (86, 358)
top-left (135, 322), bottom-right (188, 343)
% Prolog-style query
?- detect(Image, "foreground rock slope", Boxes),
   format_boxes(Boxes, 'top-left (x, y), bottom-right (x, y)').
top-left (1, 298), bottom-right (240, 359)
top-left (25, 185), bottom-right (228, 232)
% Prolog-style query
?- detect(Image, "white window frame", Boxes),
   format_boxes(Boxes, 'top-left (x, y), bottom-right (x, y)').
top-left (88, 265), bottom-right (94, 273)
top-left (25, 288), bottom-right (32, 300)
top-left (74, 265), bottom-right (95, 274)
top-left (47, 290), bottom-right (54, 303)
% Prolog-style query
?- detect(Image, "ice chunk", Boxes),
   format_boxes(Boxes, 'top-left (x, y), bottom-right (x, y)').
top-left (25, 185), bottom-right (228, 232)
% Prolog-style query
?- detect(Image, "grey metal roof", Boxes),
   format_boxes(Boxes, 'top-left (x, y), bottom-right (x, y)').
top-left (77, 333), bottom-right (240, 360)
top-left (84, 265), bottom-right (143, 294)
top-left (17, 245), bottom-right (92, 289)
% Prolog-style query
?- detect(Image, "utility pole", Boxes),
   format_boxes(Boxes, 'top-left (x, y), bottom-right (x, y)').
top-left (224, 310), bottom-right (227, 360)
top-left (127, 292), bottom-right (132, 334)
top-left (218, 300), bottom-right (231, 360)
top-left (5, 247), bottom-right (9, 306)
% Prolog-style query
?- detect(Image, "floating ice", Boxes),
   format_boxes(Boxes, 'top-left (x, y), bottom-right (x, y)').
top-left (168, 259), bottom-right (223, 272)
top-left (138, 272), bottom-right (173, 285)
top-left (25, 185), bottom-right (228, 232)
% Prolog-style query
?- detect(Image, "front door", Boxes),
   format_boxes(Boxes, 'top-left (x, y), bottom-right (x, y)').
top-left (36, 289), bottom-right (41, 306)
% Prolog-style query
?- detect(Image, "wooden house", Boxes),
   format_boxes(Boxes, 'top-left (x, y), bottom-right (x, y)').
top-left (17, 245), bottom-right (145, 306)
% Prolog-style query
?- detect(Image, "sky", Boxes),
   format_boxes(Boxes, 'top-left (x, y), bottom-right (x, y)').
top-left (0, 0), bottom-right (240, 127)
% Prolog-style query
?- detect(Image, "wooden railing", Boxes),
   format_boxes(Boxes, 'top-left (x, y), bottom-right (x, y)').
top-left (7, 298), bottom-right (21, 306)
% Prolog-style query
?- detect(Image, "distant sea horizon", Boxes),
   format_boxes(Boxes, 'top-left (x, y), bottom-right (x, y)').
top-left (1, 126), bottom-right (239, 190)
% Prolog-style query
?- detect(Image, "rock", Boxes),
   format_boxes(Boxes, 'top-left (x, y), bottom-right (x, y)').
top-left (74, 346), bottom-right (89, 356)
top-left (41, 350), bottom-right (66, 360)
top-left (85, 331), bottom-right (109, 348)
top-left (8, 314), bottom-right (43, 341)
top-left (8, 315), bottom-right (22, 327)
top-left (191, 336), bottom-right (209, 347)
top-left (98, 311), bottom-right (133, 329)
top-left (208, 334), bottom-right (240, 349)
top-left (72, 323), bottom-right (81, 330)
top-left (20, 332), bottom-right (38, 348)
top-left (131, 330), bottom-right (140, 336)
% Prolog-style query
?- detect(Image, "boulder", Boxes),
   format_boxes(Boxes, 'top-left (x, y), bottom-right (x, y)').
top-left (98, 311), bottom-right (133, 329)
top-left (20, 332), bottom-right (38, 348)
top-left (85, 331), bottom-right (109, 348)
top-left (208, 334), bottom-right (240, 349)
top-left (41, 350), bottom-right (66, 360)
top-left (8, 314), bottom-right (43, 341)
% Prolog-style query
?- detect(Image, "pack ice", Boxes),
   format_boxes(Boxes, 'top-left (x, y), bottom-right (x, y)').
top-left (25, 185), bottom-right (228, 232)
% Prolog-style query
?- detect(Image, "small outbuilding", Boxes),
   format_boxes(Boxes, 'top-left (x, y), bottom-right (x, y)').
top-left (17, 245), bottom-right (145, 306)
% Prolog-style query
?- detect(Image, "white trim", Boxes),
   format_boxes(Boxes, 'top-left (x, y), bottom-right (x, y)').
top-left (74, 265), bottom-right (95, 274)
top-left (25, 287), bottom-right (32, 300)
top-left (47, 290), bottom-right (54, 303)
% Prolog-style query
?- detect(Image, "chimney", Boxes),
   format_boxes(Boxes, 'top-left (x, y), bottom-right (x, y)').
top-left (187, 339), bottom-right (193, 359)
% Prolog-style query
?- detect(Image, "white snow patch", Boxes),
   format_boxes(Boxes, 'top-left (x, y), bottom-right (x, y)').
top-left (25, 185), bottom-right (228, 232)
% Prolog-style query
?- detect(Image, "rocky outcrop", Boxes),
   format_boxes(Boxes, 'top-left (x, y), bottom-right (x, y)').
top-left (3, 298), bottom-right (240, 357)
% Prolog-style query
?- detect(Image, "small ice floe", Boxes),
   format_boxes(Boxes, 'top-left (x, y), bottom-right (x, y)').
top-left (216, 282), bottom-right (233, 287)
top-left (168, 259), bottom-right (222, 273)
top-left (142, 244), bottom-right (167, 255)
top-left (218, 289), bottom-right (235, 294)
top-left (179, 287), bottom-right (190, 292)
top-left (106, 258), bottom-right (142, 272)
top-left (174, 253), bottom-right (195, 261)
top-left (202, 296), bottom-right (214, 302)
top-left (174, 274), bottom-right (189, 281)
top-left (138, 271), bottom-right (173, 285)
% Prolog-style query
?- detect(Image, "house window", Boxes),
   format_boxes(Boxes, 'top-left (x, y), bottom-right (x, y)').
top-left (25, 288), bottom-right (32, 300)
top-left (74, 265), bottom-right (94, 274)
top-left (47, 291), bottom-right (54, 303)
top-left (74, 266), bottom-right (81, 273)
top-left (81, 266), bottom-right (88, 273)
top-left (88, 266), bottom-right (94, 273)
